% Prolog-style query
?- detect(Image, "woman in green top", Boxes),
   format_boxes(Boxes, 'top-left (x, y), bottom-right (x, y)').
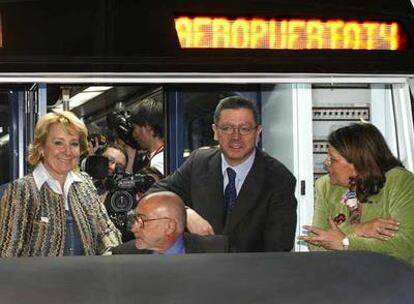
top-left (300, 123), bottom-right (414, 265)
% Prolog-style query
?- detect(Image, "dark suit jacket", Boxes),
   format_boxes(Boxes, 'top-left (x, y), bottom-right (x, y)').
top-left (149, 148), bottom-right (297, 252)
top-left (111, 233), bottom-right (229, 254)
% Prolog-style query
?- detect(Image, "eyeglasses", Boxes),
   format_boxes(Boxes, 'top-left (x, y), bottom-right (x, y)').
top-left (132, 213), bottom-right (171, 229)
top-left (215, 124), bottom-right (257, 135)
top-left (324, 155), bottom-right (332, 167)
top-left (324, 155), bottom-right (341, 168)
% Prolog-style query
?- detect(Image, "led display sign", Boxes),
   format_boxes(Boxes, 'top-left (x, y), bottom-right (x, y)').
top-left (175, 16), bottom-right (402, 50)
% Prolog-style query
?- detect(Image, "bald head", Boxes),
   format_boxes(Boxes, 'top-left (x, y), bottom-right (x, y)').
top-left (138, 191), bottom-right (186, 233)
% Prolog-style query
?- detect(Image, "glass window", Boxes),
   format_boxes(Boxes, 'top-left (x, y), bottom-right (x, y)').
top-left (0, 91), bottom-right (10, 185)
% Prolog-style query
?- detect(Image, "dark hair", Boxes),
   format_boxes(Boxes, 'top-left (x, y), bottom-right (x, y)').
top-left (328, 123), bottom-right (402, 202)
top-left (96, 143), bottom-right (129, 165)
top-left (130, 98), bottom-right (164, 138)
top-left (213, 96), bottom-right (260, 125)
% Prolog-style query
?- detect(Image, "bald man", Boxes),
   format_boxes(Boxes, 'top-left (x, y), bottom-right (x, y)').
top-left (111, 191), bottom-right (228, 254)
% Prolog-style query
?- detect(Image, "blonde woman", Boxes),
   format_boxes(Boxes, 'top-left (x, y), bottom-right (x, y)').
top-left (0, 111), bottom-right (121, 257)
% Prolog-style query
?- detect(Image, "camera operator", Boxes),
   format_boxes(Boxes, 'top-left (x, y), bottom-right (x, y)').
top-left (106, 110), bottom-right (148, 174)
top-left (97, 144), bottom-right (128, 177)
top-left (130, 98), bottom-right (165, 175)
top-left (94, 144), bottom-right (134, 241)
top-left (90, 143), bottom-right (128, 196)
top-left (82, 145), bottom-right (158, 242)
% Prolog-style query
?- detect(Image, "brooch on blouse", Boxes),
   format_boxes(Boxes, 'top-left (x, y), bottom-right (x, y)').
top-left (341, 190), bottom-right (359, 211)
top-left (334, 213), bottom-right (346, 225)
top-left (340, 190), bottom-right (362, 224)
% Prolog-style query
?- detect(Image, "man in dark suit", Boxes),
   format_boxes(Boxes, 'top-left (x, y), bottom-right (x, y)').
top-left (112, 191), bottom-right (228, 254)
top-left (149, 96), bottom-right (297, 252)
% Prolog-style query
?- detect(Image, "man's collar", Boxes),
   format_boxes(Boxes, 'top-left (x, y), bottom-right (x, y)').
top-left (221, 149), bottom-right (256, 175)
top-left (159, 235), bottom-right (186, 255)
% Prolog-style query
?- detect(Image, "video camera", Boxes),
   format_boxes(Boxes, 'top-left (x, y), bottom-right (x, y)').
top-left (105, 169), bottom-right (156, 213)
top-left (81, 155), bottom-right (156, 236)
top-left (106, 111), bottom-right (140, 150)
top-left (106, 110), bottom-right (150, 173)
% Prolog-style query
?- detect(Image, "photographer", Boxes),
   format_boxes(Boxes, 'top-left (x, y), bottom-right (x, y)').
top-left (106, 110), bottom-right (148, 175)
top-left (97, 143), bottom-right (128, 177)
top-left (81, 148), bottom-right (157, 242)
top-left (129, 98), bottom-right (165, 175)
top-left (92, 144), bottom-right (125, 203)
top-left (95, 144), bottom-right (131, 241)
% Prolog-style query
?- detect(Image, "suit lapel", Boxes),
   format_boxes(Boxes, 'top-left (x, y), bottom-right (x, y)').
top-left (223, 151), bottom-right (263, 234)
top-left (197, 151), bottom-right (226, 233)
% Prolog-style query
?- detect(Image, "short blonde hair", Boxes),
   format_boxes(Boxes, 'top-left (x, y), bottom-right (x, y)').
top-left (28, 111), bottom-right (88, 167)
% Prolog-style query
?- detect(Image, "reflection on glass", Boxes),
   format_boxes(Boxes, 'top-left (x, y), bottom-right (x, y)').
top-left (0, 138), bottom-right (9, 185)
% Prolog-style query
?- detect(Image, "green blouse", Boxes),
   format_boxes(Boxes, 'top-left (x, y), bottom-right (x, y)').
top-left (311, 167), bottom-right (414, 266)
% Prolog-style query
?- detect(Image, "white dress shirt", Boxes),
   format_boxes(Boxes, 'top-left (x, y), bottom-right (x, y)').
top-left (32, 162), bottom-right (82, 211)
top-left (221, 150), bottom-right (256, 196)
